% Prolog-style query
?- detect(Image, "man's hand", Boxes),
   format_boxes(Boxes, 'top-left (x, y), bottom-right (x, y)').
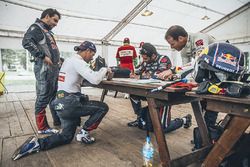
top-left (130, 73), bottom-right (140, 79)
top-left (141, 72), bottom-right (151, 79)
top-left (106, 68), bottom-right (113, 81)
top-left (44, 56), bottom-right (53, 66)
top-left (156, 69), bottom-right (173, 80)
top-left (107, 67), bottom-right (112, 74)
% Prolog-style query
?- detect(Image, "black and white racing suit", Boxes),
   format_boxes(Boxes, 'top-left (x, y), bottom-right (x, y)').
top-left (22, 18), bottom-right (60, 130)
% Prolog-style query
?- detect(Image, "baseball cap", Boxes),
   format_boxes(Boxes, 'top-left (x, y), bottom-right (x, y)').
top-left (74, 41), bottom-right (96, 53)
top-left (140, 43), bottom-right (157, 57)
top-left (123, 37), bottom-right (130, 44)
top-left (139, 42), bottom-right (144, 48)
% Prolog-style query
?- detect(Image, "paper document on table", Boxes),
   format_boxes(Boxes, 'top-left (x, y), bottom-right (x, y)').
top-left (112, 78), bottom-right (173, 85)
top-left (135, 79), bottom-right (161, 84)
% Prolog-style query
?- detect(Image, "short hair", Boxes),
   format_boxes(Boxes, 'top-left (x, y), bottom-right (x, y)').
top-left (165, 25), bottom-right (188, 41)
top-left (40, 8), bottom-right (61, 19)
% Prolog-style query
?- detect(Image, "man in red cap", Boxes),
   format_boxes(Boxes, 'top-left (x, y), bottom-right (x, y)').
top-left (116, 38), bottom-right (138, 73)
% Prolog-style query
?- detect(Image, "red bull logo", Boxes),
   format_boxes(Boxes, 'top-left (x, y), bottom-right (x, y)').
top-left (221, 53), bottom-right (236, 62)
top-left (217, 53), bottom-right (237, 66)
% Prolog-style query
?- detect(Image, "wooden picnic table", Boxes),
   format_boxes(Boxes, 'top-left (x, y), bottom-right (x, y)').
top-left (94, 78), bottom-right (211, 167)
top-left (186, 92), bottom-right (250, 167)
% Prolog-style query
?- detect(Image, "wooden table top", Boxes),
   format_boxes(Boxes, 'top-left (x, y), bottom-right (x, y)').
top-left (186, 91), bottom-right (250, 105)
top-left (100, 78), bottom-right (188, 93)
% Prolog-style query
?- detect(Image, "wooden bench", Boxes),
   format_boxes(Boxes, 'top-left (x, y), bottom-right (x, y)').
top-left (186, 92), bottom-right (250, 166)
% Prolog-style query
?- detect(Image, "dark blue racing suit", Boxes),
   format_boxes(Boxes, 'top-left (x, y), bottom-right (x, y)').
top-left (131, 54), bottom-right (184, 133)
top-left (22, 19), bottom-right (60, 130)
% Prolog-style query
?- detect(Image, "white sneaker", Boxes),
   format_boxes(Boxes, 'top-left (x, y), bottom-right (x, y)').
top-left (76, 129), bottom-right (95, 144)
top-left (38, 128), bottom-right (59, 134)
top-left (124, 93), bottom-right (130, 99)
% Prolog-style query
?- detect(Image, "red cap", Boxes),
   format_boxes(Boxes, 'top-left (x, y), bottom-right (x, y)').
top-left (123, 37), bottom-right (130, 44)
top-left (139, 42), bottom-right (144, 48)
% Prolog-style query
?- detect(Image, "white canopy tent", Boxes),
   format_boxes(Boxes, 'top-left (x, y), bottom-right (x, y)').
top-left (0, 0), bottom-right (249, 67)
top-left (201, 3), bottom-right (250, 51)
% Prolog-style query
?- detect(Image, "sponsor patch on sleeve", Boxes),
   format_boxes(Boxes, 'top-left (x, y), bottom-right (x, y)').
top-left (160, 57), bottom-right (168, 63)
top-left (195, 39), bottom-right (204, 47)
top-left (58, 72), bottom-right (65, 82)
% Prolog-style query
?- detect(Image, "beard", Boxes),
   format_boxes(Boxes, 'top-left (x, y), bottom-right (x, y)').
top-left (48, 25), bottom-right (53, 30)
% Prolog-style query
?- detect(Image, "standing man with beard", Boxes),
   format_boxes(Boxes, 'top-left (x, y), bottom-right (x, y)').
top-left (22, 8), bottom-right (61, 134)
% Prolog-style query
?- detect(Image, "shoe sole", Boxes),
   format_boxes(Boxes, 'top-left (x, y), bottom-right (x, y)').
top-left (127, 124), bottom-right (138, 127)
top-left (12, 136), bottom-right (38, 160)
top-left (38, 132), bottom-right (57, 134)
top-left (38, 130), bottom-right (59, 134)
top-left (184, 124), bottom-right (192, 128)
top-left (81, 137), bottom-right (95, 144)
top-left (127, 121), bottom-right (139, 127)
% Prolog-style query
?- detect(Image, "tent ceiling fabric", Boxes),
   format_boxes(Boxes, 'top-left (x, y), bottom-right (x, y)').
top-left (0, 0), bottom-right (249, 46)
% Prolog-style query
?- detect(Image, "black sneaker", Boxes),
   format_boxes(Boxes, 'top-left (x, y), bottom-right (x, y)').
top-left (127, 119), bottom-right (139, 127)
top-left (183, 114), bottom-right (192, 129)
top-left (12, 136), bottom-right (40, 160)
top-left (138, 118), bottom-right (147, 130)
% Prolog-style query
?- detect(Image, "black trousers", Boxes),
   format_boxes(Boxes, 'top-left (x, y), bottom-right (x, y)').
top-left (200, 100), bottom-right (218, 128)
top-left (130, 95), bottom-right (183, 133)
top-left (38, 94), bottom-right (109, 150)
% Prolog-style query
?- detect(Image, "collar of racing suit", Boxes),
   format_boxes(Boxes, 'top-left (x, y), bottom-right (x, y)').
top-left (35, 18), bottom-right (52, 31)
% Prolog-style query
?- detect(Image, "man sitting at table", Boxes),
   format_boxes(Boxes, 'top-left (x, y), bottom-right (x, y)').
top-left (128, 43), bottom-right (192, 133)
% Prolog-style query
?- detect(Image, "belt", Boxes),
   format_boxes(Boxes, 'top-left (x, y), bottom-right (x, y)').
top-left (56, 90), bottom-right (80, 99)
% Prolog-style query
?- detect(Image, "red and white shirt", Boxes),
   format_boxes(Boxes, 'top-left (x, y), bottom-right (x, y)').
top-left (116, 45), bottom-right (137, 65)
